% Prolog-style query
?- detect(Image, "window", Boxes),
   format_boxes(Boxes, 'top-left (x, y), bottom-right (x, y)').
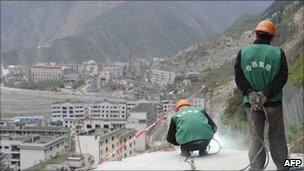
top-left (5, 146), bottom-right (9, 149)
top-left (0, 146), bottom-right (2, 149)
top-left (130, 151), bottom-right (132, 155)
top-left (95, 124), bottom-right (100, 128)
top-left (112, 136), bottom-right (114, 141)
top-left (106, 147), bottom-right (108, 152)
top-left (86, 124), bottom-right (92, 129)
top-left (112, 144), bottom-right (114, 149)
top-left (106, 139), bottom-right (108, 143)
top-left (57, 144), bottom-right (59, 148)
top-left (50, 147), bottom-right (53, 151)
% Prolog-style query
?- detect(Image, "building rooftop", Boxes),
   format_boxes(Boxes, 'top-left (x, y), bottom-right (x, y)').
top-left (80, 128), bottom-right (136, 142)
top-left (95, 148), bottom-right (282, 170)
top-left (22, 135), bottom-right (63, 144)
top-left (0, 134), bottom-right (29, 141)
top-left (0, 126), bottom-right (69, 132)
top-left (0, 134), bottom-right (64, 145)
top-left (130, 103), bottom-right (160, 113)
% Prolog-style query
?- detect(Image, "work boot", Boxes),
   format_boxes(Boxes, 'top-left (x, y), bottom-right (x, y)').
top-left (199, 150), bottom-right (208, 156)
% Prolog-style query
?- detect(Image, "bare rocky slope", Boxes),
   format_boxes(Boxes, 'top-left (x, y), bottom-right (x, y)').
top-left (157, 1), bottom-right (303, 114)
top-left (1, 1), bottom-right (272, 65)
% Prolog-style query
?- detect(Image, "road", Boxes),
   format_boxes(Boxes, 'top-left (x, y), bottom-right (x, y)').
top-left (150, 122), bottom-right (168, 143)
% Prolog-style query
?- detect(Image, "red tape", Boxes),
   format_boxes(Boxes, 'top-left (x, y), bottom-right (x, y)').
top-left (98, 88), bottom-right (204, 165)
top-left (98, 108), bottom-right (175, 165)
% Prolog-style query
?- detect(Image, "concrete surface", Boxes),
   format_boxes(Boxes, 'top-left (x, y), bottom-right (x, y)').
top-left (95, 149), bottom-right (279, 170)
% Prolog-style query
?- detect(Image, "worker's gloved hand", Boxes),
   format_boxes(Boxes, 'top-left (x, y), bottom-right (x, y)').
top-left (257, 92), bottom-right (267, 105)
top-left (249, 92), bottom-right (260, 111)
top-left (249, 92), bottom-right (258, 106)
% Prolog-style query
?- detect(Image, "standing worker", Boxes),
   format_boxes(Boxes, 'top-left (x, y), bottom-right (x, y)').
top-left (234, 19), bottom-right (288, 170)
top-left (166, 99), bottom-right (217, 157)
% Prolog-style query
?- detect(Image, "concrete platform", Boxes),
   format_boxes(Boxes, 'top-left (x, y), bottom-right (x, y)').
top-left (95, 149), bottom-right (280, 170)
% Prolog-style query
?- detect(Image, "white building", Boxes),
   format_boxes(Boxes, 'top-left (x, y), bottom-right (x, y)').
top-left (52, 101), bottom-right (88, 133)
top-left (185, 71), bottom-right (200, 79)
top-left (0, 135), bottom-right (66, 170)
top-left (7, 65), bottom-right (28, 76)
top-left (62, 65), bottom-right (80, 82)
top-left (52, 100), bottom-right (127, 133)
top-left (75, 128), bottom-right (136, 164)
top-left (1, 64), bottom-right (9, 78)
top-left (151, 69), bottom-right (176, 87)
top-left (127, 103), bottom-right (159, 152)
top-left (90, 101), bottom-right (127, 120)
top-left (79, 60), bottom-right (99, 77)
top-left (81, 119), bottom-right (126, 133)
top-left (31, 64), bottom-right (62, 82)
top-left (12, 115), bottom-right (44, 124)
top-left (190, 97), bottom-right (205, 108)
top-left (160, 95), bottom-right (175, 113)
top-left (101, 65), bottom-right (124, 82)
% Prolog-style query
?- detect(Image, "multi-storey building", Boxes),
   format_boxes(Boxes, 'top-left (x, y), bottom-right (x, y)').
top-left (75, 128), bottom-right (136, 164)
top-left (62, 65), bottom-right (80, 82)
top-left (81, 119), bottom-right (126, 133)
top-left (100, 65), bottom-right (124, 82)
top-left (31, 64), bottom-right (62, 82)
top-left (52, 100), bottom-right (128, 133)
top-left (12, 115), bottom-right (44, 124)
top-left (0, 134), bottom-right (66, 170)
top-left (190, 97), bottom-right (205, 108)
top-left (89, 101), bottom-right (127, 120)
top-left (0, 126), bottom-right (70, 147)
top-left (51, 101), bottom-right (88, 133)
top-left (127, 103), bottom-right (159, 152)
top-left (78, 60), bottom-right (99, 77)
top-left (151, 69), bottom-right (176, 87)
top-left (160, 95), bottom-right (175, 113)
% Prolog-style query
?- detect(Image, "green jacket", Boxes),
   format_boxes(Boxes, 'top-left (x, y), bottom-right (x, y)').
top-left (171, 106), bottom-right (214, 145)
top-left (241, 44), bottom-right (282, 104)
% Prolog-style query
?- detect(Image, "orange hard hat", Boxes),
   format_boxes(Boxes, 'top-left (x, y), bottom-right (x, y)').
top-left (255, 19), bottom-right (276, 36)
top-left (175, 99), bottom-right (190, 111)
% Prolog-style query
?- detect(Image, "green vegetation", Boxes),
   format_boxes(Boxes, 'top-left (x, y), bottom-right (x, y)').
top-left (224, 14), bottom-right (260, 36)
top-left (220, 88), bottom-right (248, 148)
top-left (288, 52), bottom-right (304, 87)
top-left (201, 60), bottom-right (234, 87)
top-left (286, 123), bottom-right (304, 153)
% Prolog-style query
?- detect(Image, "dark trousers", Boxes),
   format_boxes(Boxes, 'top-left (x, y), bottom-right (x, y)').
top-left (181, 139), bottom-right (210, 156)
top-left (246, 106), bottom-right (288, 170)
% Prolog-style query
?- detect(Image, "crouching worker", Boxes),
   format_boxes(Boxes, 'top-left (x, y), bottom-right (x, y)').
top-left (166, 99), bottom-right (217, 157)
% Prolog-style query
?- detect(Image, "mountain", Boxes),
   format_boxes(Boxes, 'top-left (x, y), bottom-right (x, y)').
top-left (156, 1), bottom-right (303, 116)
top-left (0, 1), bottom-right (121, 52)
top-left (1, 1), bottom-right (272, 65)
top-left (157, 1), bottom-right (303, 87)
